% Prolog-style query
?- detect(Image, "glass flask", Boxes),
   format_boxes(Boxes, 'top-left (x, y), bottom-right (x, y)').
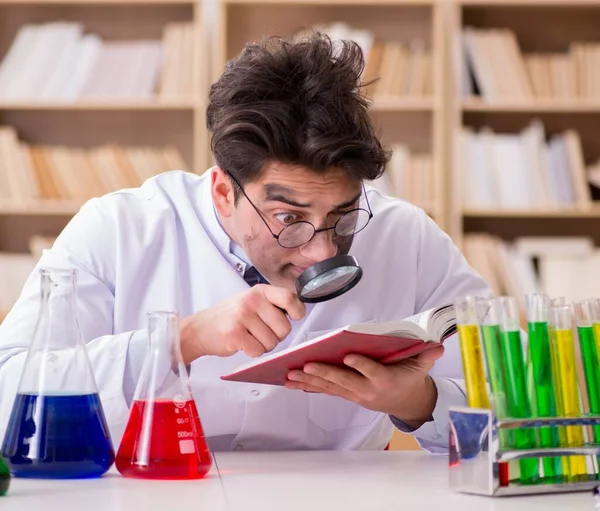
top-left (1, 268), bottom-right (115, 479)
top-left (115, 311), bottom-right (212, 480)
top-left (0, 455), bottom-right (9, 496)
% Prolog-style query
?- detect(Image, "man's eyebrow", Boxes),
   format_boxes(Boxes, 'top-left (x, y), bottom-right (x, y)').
top-left (333, 192), bottom-right (362, 210)
top-left (263, 184), bottom-right (362, 210)
top-left (264, 184), bottom-right (312, 208)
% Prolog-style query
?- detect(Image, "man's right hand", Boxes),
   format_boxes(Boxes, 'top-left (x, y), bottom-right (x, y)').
top-left (179, 285), bottom-right (306, 364)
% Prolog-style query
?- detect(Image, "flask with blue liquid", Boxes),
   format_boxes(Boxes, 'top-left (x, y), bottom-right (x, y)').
top-left (1, 268), bottom-right (115, 479)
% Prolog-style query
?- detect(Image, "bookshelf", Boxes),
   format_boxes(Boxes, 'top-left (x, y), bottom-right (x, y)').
top-left (214, 0), bottom-right (447, 229)
top-left (450, 0), bottom-right (600, 307)
top-left (0, 0), bottom-right (209, 259)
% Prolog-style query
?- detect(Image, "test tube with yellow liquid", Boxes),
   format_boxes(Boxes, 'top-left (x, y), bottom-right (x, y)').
top-left (497, 296), bottom-right (540, 484)
top-left (455, 296), bottom-right (490, 409)
top-left (548, 304), bottom-right (588, 482)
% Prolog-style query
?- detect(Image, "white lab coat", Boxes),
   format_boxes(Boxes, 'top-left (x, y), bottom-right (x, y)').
top-left (0, 169), bottom-right (491, 453)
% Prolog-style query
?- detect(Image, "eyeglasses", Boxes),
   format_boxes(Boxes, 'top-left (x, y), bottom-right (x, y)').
top-left (226, 171), bottom-right (373, 249)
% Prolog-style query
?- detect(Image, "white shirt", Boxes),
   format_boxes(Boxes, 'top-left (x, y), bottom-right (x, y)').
top-left (0, 169), bottom-right (491, 453)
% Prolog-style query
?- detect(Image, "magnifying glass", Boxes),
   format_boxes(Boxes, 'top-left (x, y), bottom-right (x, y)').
top-left (295, 255), bottom-right (363, 303)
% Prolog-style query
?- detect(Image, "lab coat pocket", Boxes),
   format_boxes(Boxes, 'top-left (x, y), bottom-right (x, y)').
top-left (303, 320), bottom-right (379, 433)
top-left (307, 393), bottom-right (379, 433)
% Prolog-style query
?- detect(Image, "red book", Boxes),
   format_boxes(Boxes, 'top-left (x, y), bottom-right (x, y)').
top-left (221, 303), bottom-right (456, 386)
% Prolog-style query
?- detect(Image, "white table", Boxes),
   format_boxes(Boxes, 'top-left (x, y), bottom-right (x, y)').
top-left (1, 451), bottom-right (597, 510)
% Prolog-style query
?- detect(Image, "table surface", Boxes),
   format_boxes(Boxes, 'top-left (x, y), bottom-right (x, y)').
top-left (1, 451), bottom-right (597, 511)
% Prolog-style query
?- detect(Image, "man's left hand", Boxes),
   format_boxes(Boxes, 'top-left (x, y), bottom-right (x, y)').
top-left (284, 346), bottom-right (444, 429)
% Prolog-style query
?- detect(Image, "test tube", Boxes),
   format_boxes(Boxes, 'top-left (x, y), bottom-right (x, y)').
top-left (548, 304), bottom-right (588, 482)
top-left (476, 298), bottom-right (513, 485)
top-left (574, 300), bottom-right (600, 444)
top-left (455, 296), bottom-right (490, 409)
top-left (525, 293), bottom-right (562, 481)
top-left (476, 299), bottom-right (510, 437)
top-left (592, 299), bottom-right (600, 370)
top-left (497, 296), bottom-right (540, 484)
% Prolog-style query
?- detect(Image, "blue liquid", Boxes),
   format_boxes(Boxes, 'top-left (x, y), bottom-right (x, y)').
top-left (1, 393), bottom-right (115, 479)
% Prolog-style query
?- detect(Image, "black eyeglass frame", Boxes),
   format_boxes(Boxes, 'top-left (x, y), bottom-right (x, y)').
top-left (225, 171), bottom-right (374, 249)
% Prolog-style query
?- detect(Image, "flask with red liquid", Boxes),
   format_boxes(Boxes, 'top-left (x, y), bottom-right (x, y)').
top-left (116, 311), bottom-right (212, 480)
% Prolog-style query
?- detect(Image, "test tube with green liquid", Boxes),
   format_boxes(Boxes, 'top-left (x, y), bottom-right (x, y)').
top-left (476, 299), bottom-right (511, 443)
top-left (592, 299), bottom-right (600, 380)
top-left (0, 454), bottom-right (9, 496)
top-left (455, 296), bottom-right (490, 409)
top-left (525, 293), bottom-right (562, 481)
top-left (497, 296), bottom-right (540, 484)
top-left (574, 300), bottom-right (600, 445)
top-left (548, 304), bottom-right (589, 482)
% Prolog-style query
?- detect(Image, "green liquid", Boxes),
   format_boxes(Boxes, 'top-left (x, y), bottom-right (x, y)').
top-left (527, 321), bottom-right (562, 481)
top-left (501, 329), bottom-right (540, 484)
top-left (0, 455), bottom-right (9, 496)
top-left (578, 325), bottom-right (600, 442)
top-left (481, 325), bottom-right (513, 446)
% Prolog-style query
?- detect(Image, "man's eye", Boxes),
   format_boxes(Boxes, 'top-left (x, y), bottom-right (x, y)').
top-left (275, 212), bottom-right (299, 224)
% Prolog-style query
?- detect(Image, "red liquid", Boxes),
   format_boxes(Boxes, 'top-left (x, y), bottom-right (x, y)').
top-left (115, 398), bottom-right (212, 480)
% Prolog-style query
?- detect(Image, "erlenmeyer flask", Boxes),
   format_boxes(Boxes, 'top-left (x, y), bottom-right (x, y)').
top-left (0, 455), bottom-right (9, 496)
top-left (115, 311), bottom-right (212, 480)
top-left (0, 268), bottom-right (114, 479)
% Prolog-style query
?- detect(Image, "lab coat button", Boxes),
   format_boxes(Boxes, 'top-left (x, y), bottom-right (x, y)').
top-left (251, 389), bottom-right (260, 396)
top-left (234, 444), bottom-right (243, 451)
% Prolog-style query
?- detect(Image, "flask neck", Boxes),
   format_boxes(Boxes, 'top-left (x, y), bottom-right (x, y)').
top-left (147, 312), bottom-right (185, 373)
top-left (40, 269), bottom-right (78, 313)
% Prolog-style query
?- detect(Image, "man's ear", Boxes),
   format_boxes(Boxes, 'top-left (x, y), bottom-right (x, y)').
top-left (211, 167), bottom-right (236, 217)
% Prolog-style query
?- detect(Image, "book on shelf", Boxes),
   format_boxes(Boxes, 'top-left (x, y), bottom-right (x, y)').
top-left (0, 21), bottom-right (197, 103)
top-left (368, 143), bottom-right (434, 212)
top-left (459, 26), bottom-right (600, 102)
top-left (458, 120), bottom-right (598, 211)
top-left (221, 303), bottom-right (455, 386)
top-left (463, 233), bottom-right (600, 313)
top-left (0, 125), bottom-right (190, 202)
top-left (294, 22), bottom-right (432, 101)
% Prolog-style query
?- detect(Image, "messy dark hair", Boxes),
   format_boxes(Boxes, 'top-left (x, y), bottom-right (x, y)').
top-left (206, 31), bottom-right (391, 194)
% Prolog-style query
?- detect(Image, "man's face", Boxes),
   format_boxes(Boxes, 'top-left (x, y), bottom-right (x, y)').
top-left (213, 163), bottom-right (363, 292)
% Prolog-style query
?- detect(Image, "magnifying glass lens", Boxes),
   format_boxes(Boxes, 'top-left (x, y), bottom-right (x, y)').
top-left (300, 266), bottom-right (360, 299)
top-left (295, 255), bottom-right (363, 303)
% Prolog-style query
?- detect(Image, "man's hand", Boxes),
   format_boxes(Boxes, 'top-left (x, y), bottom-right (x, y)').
top-left (179, 285), bottom-right (305, 363)
top-left (284, 345), bottom-right (445, 428)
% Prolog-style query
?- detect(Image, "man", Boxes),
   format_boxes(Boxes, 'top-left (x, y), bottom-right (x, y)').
top-left (0, 33), bottom-right (490, 453)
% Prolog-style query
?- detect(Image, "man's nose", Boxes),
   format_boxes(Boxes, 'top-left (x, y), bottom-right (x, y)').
top-left (299, 228), bottom-right (337, 262)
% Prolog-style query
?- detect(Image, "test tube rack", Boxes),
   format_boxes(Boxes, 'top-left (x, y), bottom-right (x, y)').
top-left (448, 406), bottom-right (600, 497)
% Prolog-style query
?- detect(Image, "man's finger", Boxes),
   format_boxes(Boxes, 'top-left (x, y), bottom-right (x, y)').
top-left (263, 285), bottom-right (306, 321)
top-left (343, 354), bottom-right (384, 380)
top-left (417, 345), bottom-right (445, 368)
top-left (284, 377), bottom-right (356, 401)
top-left (244, 314), bottom-right (280, 353)
top-left (288, 364), bottom-right (366, 394)
top-left (255, 299), bottom-right (292, 341)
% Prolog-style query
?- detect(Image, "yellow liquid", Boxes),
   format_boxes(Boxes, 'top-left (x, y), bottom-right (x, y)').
top-left (551, 328), bottom-right (588, 479)
top-left (457, 324), bottom-right (490, 409)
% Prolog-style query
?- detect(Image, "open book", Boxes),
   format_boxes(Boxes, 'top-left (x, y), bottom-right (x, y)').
top-left (221, 303), bottom-right (456, 386)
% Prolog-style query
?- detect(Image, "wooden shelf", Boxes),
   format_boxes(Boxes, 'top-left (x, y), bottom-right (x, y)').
top-left (0, 0), bottom-right (195, 4)
top-left (0, 101), bottom-right (198, 111)
top-left (458, 0), bottom-right (600, 6)
top-left (463, 207), bottom-right (600, 218)
top-left (461, 98), bottom-right (600, 113)
top-left (371, 97), bottom-right (436, 112)
top-left (222, 0), bottom-right (434, 5)
top-left (0, 201), bottom-right (84, 216)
